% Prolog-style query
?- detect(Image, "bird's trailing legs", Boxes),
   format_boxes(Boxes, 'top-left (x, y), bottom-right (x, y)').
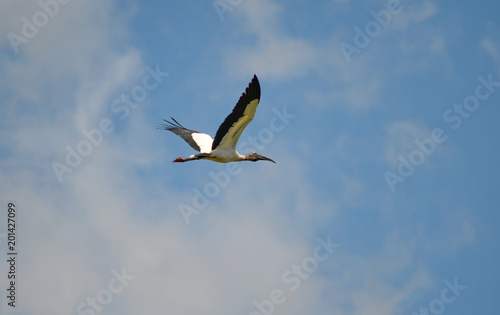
top-left (172, 157), bottom-right (188, 163)
top-left (172, 153), bottom-right (210, 163)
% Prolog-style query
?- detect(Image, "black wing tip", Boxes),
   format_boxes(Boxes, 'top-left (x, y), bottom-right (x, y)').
top-left (156, 118), bottom-right (174, 130)
top-left (156, 123), bottom-right (168, 130)
top-left (169, 117), bottom-right (185, 127)
top-left (157, 118), bottom-right (201, 136)
top-left (247, 74), bottom-right (261, 100)
top-left (156, 117), bottom-right (184, 130)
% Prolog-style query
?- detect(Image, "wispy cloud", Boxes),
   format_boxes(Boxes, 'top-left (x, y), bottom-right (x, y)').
top-left (224, 0), bottom-right (316, 79)
top-left (481, 36), bottom-right (500, 68)
top-left (384, 121), bottom-right (433, 168)
top-left (391, 0), bottom-right (438, 31)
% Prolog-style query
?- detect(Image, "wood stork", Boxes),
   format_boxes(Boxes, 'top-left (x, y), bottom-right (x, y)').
top-left (157, 75), bottom-right (275, 164)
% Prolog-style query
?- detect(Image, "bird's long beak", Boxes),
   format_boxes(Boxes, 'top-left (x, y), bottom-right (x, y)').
top-left (256, 154), bottom-right (276, 163)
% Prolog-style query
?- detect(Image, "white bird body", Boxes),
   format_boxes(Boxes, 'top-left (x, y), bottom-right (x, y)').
top-left (193, 148), bottom-right (245, 163)
top-left (158, 75), bottom-right (275, 164)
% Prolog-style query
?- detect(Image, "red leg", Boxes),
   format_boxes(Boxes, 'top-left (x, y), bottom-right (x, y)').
top-left (172, 157), bottom-right (187, 163)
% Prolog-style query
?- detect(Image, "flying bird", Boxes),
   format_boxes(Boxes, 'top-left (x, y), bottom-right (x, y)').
top-left (157, 75), bottom-right (275, 164)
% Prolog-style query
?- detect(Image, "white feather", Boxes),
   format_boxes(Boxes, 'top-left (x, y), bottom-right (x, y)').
top-left (191, 133), bottom-right (213, 153)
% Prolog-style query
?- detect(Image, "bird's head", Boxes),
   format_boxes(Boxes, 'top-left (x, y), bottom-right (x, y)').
top-left (244, 152), bottom-right (276, 163)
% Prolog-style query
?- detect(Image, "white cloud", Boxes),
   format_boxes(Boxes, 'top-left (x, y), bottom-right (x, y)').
top-left (224, 0), bottom-right (316, 79)
top-left (391, 0), bottom-right (438, 31)
top-left (73, 49), bottom-right (143, 131)
top-left (227, 37), bottom-right (316, 80)
top-left (222, 0), bottom-right (404, 109)
top-left (481, 37), bottom-right (500, 68)
top-left (1, 0), bottom-right (144, 167)
top-left (383, 121), bottom-right (432, 167)
top-left (317, 233), bottom-right (433, 315)
top-left (423, 207), bottom-right (476, 254)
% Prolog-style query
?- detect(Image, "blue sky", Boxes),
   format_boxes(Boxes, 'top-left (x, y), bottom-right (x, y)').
top-left (1, 0), bottom-right (499, 314)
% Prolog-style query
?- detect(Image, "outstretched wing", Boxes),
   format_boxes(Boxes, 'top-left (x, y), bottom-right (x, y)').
top-left (157, 118), bottom-right (213, 153)
top-left (212, 75), bottom-right (261, 151)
